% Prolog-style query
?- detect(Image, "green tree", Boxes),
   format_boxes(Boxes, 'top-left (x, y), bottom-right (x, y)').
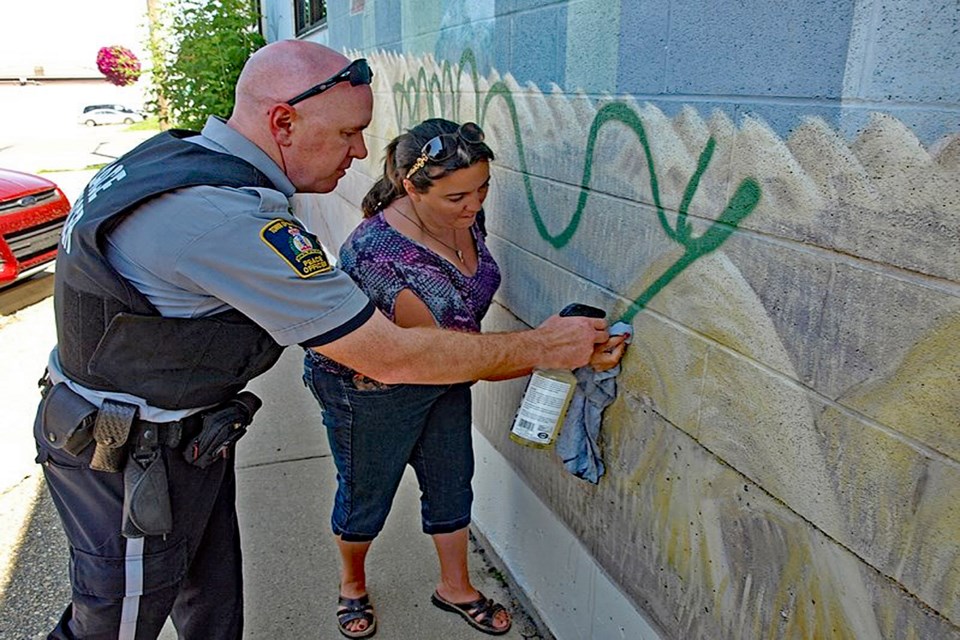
top-left (148, 0), bottom-right (264, 130)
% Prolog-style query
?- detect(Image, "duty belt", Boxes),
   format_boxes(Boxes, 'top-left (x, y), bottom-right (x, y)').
top-left (90, 399), bottom-right (202, 472)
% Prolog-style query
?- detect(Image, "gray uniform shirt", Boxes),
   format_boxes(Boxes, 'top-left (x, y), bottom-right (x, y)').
top-left (49, 116), bottom-right (372, 420)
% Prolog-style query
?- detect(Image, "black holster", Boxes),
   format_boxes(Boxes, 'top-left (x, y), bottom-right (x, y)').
top-left (122, 425), bottom-right (172, 538)
top-left (183, 391), bottom-right (262, 468)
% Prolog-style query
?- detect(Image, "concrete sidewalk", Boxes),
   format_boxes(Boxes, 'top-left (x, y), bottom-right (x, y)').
top-left (0, 282), bottom-right (541, 640)
top-left (159, 348), bottom-right (540, 639)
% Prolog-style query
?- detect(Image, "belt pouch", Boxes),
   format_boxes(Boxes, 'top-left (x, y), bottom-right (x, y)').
top-left (90, 400), bottom-right (136, 473)
top-left (38, 383), bottom-right (98, 456)
top-left (122, 427), bottom-right (173, 538)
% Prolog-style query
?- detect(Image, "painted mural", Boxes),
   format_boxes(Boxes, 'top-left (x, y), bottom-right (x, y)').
top-left (298, 48), bottom-right (960, 640)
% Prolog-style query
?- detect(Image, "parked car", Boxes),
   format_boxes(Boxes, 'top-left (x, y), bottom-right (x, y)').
top-left (0, 168), bottom-right (71, 286)
top-left (82, 103), bottom-right (145, 116)
top-left (79, 107), bottom-right (145, 126)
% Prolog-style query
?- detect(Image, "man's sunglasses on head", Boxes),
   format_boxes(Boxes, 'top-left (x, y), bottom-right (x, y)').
top-left (286, 58), bottom-right (374, 106)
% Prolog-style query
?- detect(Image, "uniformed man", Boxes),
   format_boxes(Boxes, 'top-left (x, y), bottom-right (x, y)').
top-left (34, 40), bottom-right (608, 639)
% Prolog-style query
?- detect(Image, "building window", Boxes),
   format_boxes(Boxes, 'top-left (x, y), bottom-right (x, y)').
top-left (295, 0), bottom-right (327, 34)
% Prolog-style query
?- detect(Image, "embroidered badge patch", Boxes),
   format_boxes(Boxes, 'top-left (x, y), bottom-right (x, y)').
top-left (260, 219), bottom-right (333, 278)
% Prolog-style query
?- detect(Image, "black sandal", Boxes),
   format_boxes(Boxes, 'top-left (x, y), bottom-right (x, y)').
top-left (431, 590), bottom-right (512, 636)
top-left (337, 593), bottom-right (377, 639)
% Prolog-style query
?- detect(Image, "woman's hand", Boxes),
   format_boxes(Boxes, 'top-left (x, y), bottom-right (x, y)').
top-left (589, 334), bottom-right (629, 372)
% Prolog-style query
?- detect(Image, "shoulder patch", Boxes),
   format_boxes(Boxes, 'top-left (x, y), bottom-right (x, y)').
top-left (260, 218), bottom-right (333, 278)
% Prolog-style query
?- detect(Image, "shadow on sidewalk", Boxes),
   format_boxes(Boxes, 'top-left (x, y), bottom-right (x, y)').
top-left (0, 479), bottom-right (71, 640)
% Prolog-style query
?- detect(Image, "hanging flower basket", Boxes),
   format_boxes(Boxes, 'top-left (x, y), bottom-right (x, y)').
top-left (96, 45), bottom-right (141, 86)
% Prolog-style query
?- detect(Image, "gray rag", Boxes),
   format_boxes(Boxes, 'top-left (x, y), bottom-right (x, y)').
top-left (555, 321), bottom-right (633, 484)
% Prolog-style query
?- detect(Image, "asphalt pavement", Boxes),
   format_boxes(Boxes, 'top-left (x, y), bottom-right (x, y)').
top-left (0, 85), bottom-right (543, 639)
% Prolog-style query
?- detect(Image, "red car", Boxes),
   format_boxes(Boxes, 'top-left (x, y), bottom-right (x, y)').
top-left (0, 168), bottom-right (72, 286)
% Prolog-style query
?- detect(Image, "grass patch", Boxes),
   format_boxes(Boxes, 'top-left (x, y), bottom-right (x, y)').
top-left (125, 117), bottom-right (162, 132)
top-left (487, 566), bottom-right (507, 585)
top-left (37, 163), bottom-right (107, 174)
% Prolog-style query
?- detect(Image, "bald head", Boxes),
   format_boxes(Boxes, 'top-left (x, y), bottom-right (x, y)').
top-left (225, 39), bottom-right (373, 194)
top-left (230, 40), bottom-right (349, 130)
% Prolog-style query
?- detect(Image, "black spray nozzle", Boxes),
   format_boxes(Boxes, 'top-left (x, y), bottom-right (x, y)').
top-left (559, 303), bottom-right (606, 319)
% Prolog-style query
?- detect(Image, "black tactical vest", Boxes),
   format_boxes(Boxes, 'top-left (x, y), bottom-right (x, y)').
top-left (55, 130), bottom-right (285, 410)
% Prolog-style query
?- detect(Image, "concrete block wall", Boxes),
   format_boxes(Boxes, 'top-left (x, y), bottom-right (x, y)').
top-left (272, 0), bottom-right (960, 638)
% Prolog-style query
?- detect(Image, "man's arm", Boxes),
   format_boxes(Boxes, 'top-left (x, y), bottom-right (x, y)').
top-left (313, 309), bottom-right (608, 385)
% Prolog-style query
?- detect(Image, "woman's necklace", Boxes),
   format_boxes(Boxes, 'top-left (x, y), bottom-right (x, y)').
top-left (393, 201), bottom-right (464, 263)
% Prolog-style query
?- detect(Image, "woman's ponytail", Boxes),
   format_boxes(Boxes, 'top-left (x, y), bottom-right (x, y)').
top-left (361, 137), bottom-right (404, 218)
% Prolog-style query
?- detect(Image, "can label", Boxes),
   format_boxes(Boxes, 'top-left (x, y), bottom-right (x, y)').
top-left (510, 372), bottom-right (572, 444)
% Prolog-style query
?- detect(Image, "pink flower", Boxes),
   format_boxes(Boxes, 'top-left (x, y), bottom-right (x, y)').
top-left (96, 45), bottom-right (141, 87)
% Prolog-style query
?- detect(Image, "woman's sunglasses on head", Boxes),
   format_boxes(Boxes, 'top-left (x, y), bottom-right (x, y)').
top-left (286, 58), bottom-right (374, 106)
top-left (405, 122), bottom-right (485, 180)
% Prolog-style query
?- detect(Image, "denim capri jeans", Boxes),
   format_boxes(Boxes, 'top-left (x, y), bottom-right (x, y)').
top-left (303, 355), bottom-right (475, 542)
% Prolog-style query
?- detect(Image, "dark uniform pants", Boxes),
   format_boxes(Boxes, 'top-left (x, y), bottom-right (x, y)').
top-left (36, 428), bottom-right (243, 639)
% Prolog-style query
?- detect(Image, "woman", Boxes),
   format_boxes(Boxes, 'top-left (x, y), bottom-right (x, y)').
top-left (304, 118), bottom-right (625, 638)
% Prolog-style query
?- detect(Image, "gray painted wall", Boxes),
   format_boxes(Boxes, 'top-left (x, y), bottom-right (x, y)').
top-left (266, 1), bottom-right (960, 637)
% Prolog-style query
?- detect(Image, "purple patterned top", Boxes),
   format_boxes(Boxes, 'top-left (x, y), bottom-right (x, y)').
top-left (312, 210), bottom-right (501, 374)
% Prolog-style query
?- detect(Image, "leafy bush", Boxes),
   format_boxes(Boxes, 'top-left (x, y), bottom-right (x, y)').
top-left (148, 0), bottom-right (265, 130)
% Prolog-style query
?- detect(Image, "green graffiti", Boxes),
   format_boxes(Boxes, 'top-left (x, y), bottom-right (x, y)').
top-left (393, 50), bottom-right (481, 129)
top-left (390, 51), bottom-right (761, 323)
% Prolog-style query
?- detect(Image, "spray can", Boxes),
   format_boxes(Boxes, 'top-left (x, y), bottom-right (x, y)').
top-left (509, 303), bottom-right (606, 448)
